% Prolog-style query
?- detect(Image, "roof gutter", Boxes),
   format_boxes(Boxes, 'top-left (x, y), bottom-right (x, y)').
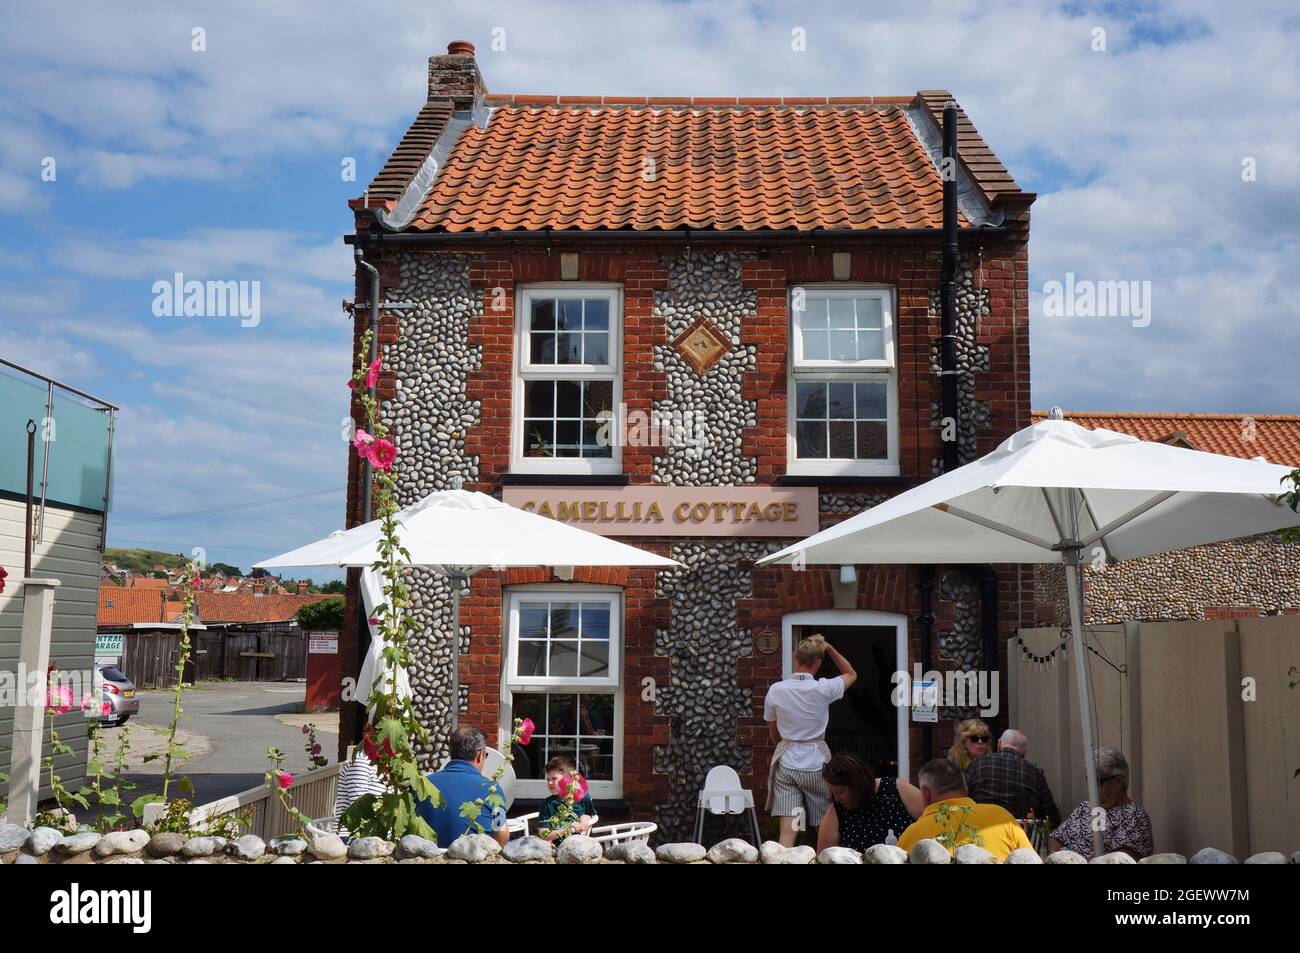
top-left (346, 225), bottom-right (1008, 246)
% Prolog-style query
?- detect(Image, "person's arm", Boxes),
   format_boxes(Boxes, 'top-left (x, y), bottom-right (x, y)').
top-left (768, 721), bottom-right (780, 743)
top-left (816, 803), bottom-right (838, 853)
top-left (896, 778), bottom-right (925, 819)
top-left (823, 642), bottom-right (857, 690)
top-left (1049, 837), bottom-right (1064, 854)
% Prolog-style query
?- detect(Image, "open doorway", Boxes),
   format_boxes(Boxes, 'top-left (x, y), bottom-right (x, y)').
top-left (781, 611), bottom-right (908, 780)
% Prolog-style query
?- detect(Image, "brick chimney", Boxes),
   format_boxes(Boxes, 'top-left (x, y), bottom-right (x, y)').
top-left (253, 580), bottom-right (265, 597)
top-left (428, 40), bottom-right (484, 108)
top-left (296, 580), bottom-right (308, 595)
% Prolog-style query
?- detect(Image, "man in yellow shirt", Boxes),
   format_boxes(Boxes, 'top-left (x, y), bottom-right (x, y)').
top-left (897, 758), bottom-right (1034, 861)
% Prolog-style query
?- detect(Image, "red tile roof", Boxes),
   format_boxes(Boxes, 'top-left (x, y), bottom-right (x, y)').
top-left (98, 586), bottom-right (165, 627)
top-left (407, 102), bottom-right (979, 233)
top-left (359, 67), bottom-right (1029, 233)
top-left (128, 577), bottom-right (173, 590)
top-left (196, 591), bottom-right (336, 625)
top-left (1031, 411), bottom-right (1300, 467)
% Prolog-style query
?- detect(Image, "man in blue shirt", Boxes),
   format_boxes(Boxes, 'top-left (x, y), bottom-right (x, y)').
top-left (416, 725), bottom-right (509, 847)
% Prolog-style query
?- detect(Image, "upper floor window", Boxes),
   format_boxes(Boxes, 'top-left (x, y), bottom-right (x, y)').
top-left (787, 287), bottom-right (899, 476)
top-left (512, 287), bottom-right (622, 475)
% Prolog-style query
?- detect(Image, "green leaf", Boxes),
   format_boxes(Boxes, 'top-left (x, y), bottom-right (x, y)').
top-left (99, 788), bottom-right (121, 807)
top-left (132, 793), bottom-right (164, 819)
top-left (141, 753), bottom-right (160, 763)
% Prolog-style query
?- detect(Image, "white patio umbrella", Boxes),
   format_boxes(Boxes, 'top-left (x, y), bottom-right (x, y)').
top-left (256, 488), bottom-right (679, 724)
top-left (758, 413), bottom-right (1300, 856)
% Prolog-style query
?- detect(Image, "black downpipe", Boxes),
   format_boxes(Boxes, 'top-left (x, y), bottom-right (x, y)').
top-left (978, 565), bottom-right (1001, 729)
top-left (940, 102), bottom-right (960, 473)
top-left (918, 566), bottom-right (935, 765)
top-left (920, 104), bottom-right (962, 767)
top-left (350, 247), bottom-right (382, 748)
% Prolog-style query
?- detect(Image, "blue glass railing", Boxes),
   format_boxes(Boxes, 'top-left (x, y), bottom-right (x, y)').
top-left (0, 359), bottom-right (116, 514)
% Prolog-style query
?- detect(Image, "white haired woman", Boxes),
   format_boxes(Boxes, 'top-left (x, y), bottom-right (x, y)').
top-left (1049, 747), bottom-right (1153, 860)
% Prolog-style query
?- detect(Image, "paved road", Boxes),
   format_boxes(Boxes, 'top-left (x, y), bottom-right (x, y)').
top-left (89, 681), bottom-right (338, 816)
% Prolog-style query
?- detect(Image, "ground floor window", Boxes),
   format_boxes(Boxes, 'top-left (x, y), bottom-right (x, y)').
top-left (503, 588), bottom-right (622, 799)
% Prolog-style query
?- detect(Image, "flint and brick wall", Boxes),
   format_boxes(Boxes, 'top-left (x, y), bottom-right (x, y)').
top-left (340, 230), bottom-right (1034, 839)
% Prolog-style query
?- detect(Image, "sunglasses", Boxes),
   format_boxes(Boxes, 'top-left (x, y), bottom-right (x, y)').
top-left (968, 735), bottom-right (990, 744)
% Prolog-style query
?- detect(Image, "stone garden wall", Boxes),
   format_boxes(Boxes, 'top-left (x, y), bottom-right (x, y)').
top-left (2, 823), bottom-right (1292, 866)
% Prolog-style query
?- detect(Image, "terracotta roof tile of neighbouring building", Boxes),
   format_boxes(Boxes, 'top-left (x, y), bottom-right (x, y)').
top-left (98, 587), bottom-right (165, 626)
top-left (127, 577), bottom-right (173, 589)
top-left (406, 101), bottom-right (981, 233)
top-left (196, 591), bottom-right (337, 624)
top-left (1031, 411), bottom-right (1300, 468)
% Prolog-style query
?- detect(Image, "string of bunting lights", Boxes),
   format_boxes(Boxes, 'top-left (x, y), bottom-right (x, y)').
top-left (1015, 628), bottom-right (1126, 675)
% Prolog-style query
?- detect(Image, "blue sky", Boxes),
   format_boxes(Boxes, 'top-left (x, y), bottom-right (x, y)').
top-left (1, 0), bottom-right (1297, 577)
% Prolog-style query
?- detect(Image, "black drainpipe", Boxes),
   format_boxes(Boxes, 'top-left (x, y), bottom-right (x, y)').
top-left (978, 564), bottom-right (1000, 730)
top-left (940, 101), bottom-right (960, 473)
top-left (350, 246), bottom-right (381, 747)
top-left (918, 566), bottom-right (935, 764)
top-left (918, 103), bottom-right (963, 768)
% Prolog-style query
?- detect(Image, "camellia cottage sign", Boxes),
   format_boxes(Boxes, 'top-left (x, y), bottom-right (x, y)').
top-left (502, 487), bottom-right (818, 537)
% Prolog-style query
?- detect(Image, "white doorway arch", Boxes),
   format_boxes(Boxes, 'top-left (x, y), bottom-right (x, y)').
top-left (780, 609), bottom-right (909, 781)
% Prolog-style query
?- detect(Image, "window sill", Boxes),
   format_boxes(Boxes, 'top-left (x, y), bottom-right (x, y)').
top-left (777, 474), bottom-right (911, 486)
top-left (500, 473), bottom-right (631, 486)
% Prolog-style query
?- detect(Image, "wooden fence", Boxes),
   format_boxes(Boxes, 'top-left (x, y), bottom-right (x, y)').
top-left (143, 763), bottom-right (341, 841)
top-left (1009, 616), bottom-right (1300, 857)
top-left (113, 624), bottom-right (307, 689)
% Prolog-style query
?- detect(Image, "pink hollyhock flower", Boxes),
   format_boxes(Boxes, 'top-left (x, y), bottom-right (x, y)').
top-left (557, 772), bottom-right (588, 802)
top-left (46, 684), bottom-right (73, 716)
top-left (516, 717), bottom-right (535, 746)
top-left (102, 701), bottom-right (112, 716)
top-left (347, 378), bottom-right (357, 391)
top-left (276, 771), bottom-right (293, 789)
top-left (0, 564), bottom-right (7, 595)
top-left (311, 743), bottom-right (322, 756)
top-left (367, 438), bottom-right (397, 472)
top-left (366, 617), bottom-right (381, 627)
top-left (301, 724), bottom-right (310, 734)
top-left (352, 428), bottom-right (374, 453)
top-left (80, 692), bottom-right (93, 711)
top-left (365, 359), bottom-right (382, 388)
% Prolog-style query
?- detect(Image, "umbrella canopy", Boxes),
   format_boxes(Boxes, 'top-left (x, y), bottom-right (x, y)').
top-left (759, 415), bottom-right (1300, 856)
top-left (256, 488), bottom-right (678, 733)
top-left (760, 418), bottom-right (1300, 568)
top-left (255, 488), bottom-right (679, 572)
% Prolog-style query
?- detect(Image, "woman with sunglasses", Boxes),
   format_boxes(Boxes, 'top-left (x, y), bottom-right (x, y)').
top-left (946, 718), bottom-right (992, 770)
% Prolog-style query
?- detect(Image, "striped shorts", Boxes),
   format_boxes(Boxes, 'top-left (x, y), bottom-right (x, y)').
top-left (770, 763), bottom-right (831, 823)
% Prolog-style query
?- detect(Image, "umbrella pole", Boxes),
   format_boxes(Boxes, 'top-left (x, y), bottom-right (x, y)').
top-left (1064, 551), bottom-right (1104, 858)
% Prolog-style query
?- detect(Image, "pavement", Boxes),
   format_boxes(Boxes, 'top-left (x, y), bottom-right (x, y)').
top-left (86, 681), bottom-right (338, 817)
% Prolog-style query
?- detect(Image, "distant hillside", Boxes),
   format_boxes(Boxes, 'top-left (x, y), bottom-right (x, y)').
top-left (103, 548), bottom-right (243, 578)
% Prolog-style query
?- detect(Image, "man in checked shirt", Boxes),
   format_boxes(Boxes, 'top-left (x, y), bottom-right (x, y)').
top-left (964, 728), bottom-right (1060, 826)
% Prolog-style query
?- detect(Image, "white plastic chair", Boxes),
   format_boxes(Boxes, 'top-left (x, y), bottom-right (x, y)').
top-left (589, 821), bottom-right (657, 846)
top-left (507, 812), bottom-right (539, 838)
top-left (694, 765), bottom-right (762, 845)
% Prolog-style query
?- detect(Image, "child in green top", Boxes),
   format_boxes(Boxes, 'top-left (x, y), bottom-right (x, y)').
top-left (538, 755), bottom-right (598, 842)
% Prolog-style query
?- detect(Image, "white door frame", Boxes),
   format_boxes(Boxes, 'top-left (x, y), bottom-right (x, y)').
top-left (780, 609), bottom-right (909, 781)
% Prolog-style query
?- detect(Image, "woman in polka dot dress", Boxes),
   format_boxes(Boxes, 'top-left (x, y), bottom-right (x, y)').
top-left (817, 752), bottom-right (923, 852)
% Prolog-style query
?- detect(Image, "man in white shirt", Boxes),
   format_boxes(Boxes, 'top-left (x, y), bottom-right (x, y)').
top-left (764, 634), bottom-right (857, 846)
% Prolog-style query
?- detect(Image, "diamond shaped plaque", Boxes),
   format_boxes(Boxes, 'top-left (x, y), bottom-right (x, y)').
top-left (672, 317), bottom-right (729, 375)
